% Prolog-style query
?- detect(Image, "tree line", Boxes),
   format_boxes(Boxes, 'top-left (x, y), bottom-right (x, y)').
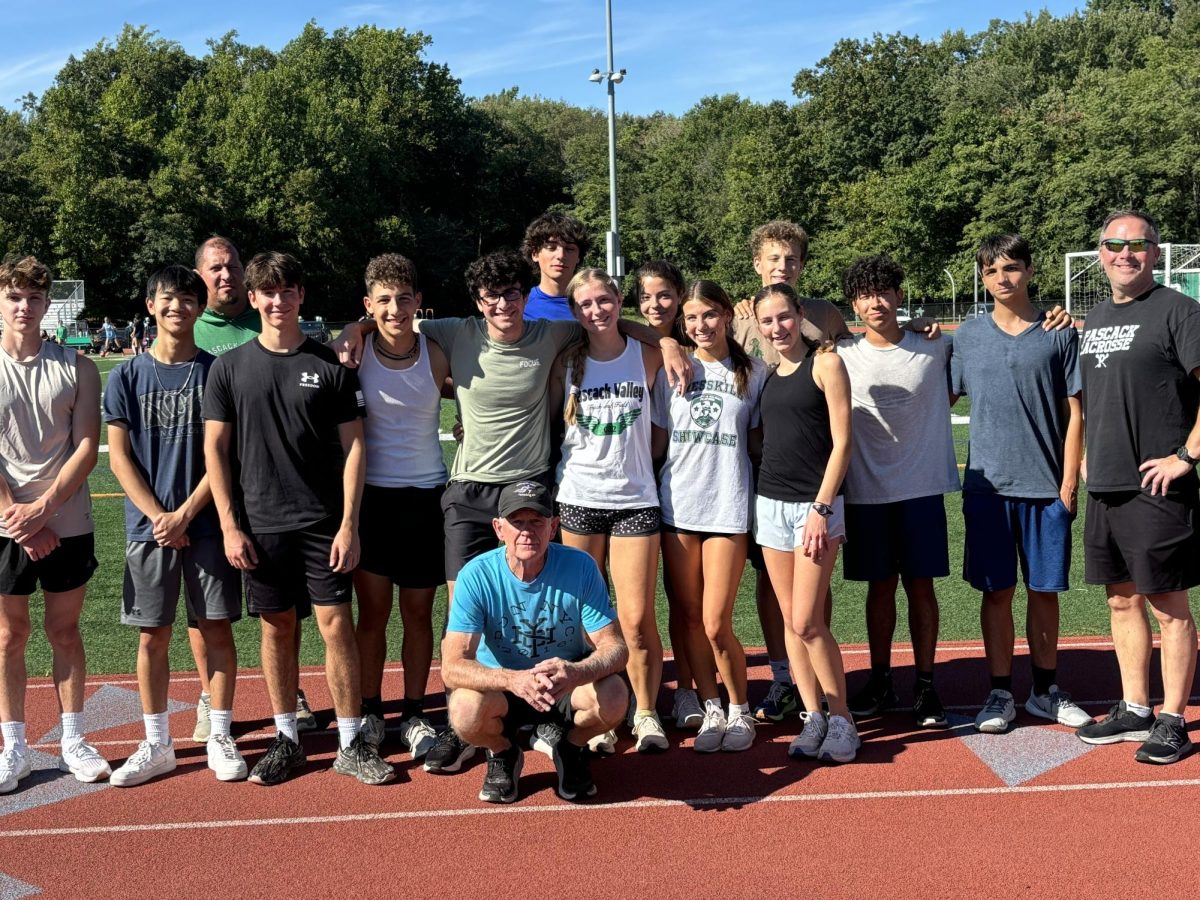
top-left (0, 0), bottom-right (1196, 319)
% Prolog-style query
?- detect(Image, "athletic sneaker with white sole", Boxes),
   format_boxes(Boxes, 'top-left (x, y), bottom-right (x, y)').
top-left (0, 746), bottom-right (33, 794)
top-left (975, 689), bottom-right (1017, 734)
top-left (1025, 686), bottom-right (1094, 728)
top-left (1134, 714), bottom-right (1193, 765)
top-left (111, 740), bottom-right (176, 787)
top-left (694, 705), bottom-right (726, 753)
top-left (399, 715), bottom-right (438, 759)
top-left (632, 713), bottom-right (669, 753)
top-left (295, 690), bottom-right (318, 732)
top-left (59, 737), bottom-right (111, 782)
top-left (1075, 701), bottom-right (1154, 745)
top-left (671, 688), bottom-right (704, 730)
top-left (423, 727), bottom-right (476, 773)
top-left (788, 711), bottom-right (829, 759)
top-left (587, 729), bottom-right (618, 756)
top-left (818, 715), bottom-right (862, 764)
top-left (192, 693), bottom-right (211, 742)
top-left (721, 713), bottom-right (756, 752)
top-left (207, 734), bottom-right (248, 781)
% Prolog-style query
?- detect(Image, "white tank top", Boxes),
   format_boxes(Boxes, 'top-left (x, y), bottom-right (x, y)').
top-left (359, 334), bottom-right (448, 488)
top-left (556, 339), bottom-right (658, 510)
top-left (0, 341), bottom-right (93, 538)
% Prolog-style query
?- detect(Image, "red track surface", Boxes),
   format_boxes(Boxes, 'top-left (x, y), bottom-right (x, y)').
top-left (2, 639), bottom-right (1197, 899)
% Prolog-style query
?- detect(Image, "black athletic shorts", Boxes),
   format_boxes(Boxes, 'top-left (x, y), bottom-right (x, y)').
top-left (1084, 489), bottom-right (1200, 594)
top-left (359, 484), bottom-right (446, 588)
top-left (0, 533), bottom-right (97, 596)
top-left (441, 471), bottom-right (553, 581)
top-left (501, 689), bottom-right (575, 734)
top-left (245, 517), bottom-right (351, 615)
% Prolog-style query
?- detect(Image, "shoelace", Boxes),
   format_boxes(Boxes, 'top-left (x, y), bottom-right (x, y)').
top-left (702, 707), bottom-right (725, 730)
top-left (983, 692), bottom-right (1011, 715)
top-left (64, 739), bottom-right (103, 763)
top-left (827, 717), bottom-right (855, 743)
top-left (213, 736), bottom-right (239, 760)
top-left (1147, 717), bottom-right (1181, 746)
top-left (763, 681), bottom-right (790, 704)
top-left (125, 742), bottom-right (155, 766)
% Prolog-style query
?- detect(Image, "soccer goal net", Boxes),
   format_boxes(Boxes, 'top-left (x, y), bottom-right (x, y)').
top-left (1066, 244), bottom-right (1200, 317)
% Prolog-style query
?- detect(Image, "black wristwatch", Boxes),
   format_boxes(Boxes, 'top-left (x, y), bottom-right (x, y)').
top-left (812, 501), bottom-right (834, 518)
top-left (1176, 446), bottom-right (1199, 467)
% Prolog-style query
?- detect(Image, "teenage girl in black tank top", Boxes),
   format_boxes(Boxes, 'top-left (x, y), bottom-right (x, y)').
top-left (753, 284), bottom-right (860, 763)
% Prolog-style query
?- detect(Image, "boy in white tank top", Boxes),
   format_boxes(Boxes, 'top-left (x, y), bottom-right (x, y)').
top-left (0, 256), bottom-right (109, 794)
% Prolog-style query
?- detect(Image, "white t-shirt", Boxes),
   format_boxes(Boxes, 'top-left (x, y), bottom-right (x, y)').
top-left (836, 331), bottom-right (960, 504)
top-left (652, 355), bottom-right (768, 532)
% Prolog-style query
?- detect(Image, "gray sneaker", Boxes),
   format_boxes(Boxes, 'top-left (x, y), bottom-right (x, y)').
top-left (192, 693), bottom-right (211, 742)
top-left (295, 690), bottom-right (318, 732)
top-left (1026, 686), bottom-right (1094, 728)
top-left (788, 711), bottom-right (829, 759)
top-left (360, 713), bottom-right (386, 750)
top-left (333, 733), bottom-right (396, 785)
top-left (693, 705), bottom-right (726, 753)
top-left (817, 715), bottom-right (862, 764)
top-left (975, 689), bottom-right (1017, 734)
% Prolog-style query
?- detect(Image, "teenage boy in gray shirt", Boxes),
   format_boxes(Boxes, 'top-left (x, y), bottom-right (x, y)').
top-left (836, 255), bottom-right (960, 729)
top-left (951, 235), bottom-right (1091, 735)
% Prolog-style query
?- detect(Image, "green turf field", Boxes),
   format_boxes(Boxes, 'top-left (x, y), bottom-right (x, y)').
top-left (19, 353), bottom-right (1186, 678)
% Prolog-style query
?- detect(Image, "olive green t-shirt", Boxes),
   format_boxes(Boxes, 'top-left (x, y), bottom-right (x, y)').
top-left (418, 316), bottom-right (579, 484)
top-left (732, 296), bottom-right (850, 366)
top-left (193, 306), bottom-right (262, 357)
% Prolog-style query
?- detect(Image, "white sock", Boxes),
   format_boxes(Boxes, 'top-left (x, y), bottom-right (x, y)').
top-left (60, 712), bottom-right (83, 743)
top-left (337, 716), bottom-right (360, 750)
top-left (728, 702), bottom-right (750, 719)
top-left (274, 713), bottom-right (299, 743)
top-left (1, 721), bottom-right (26, 752)
top-left (1125, 700), bottom-right (1152, 717)
top-left (209, 709), bottom-right (232, 738)
top-left (768, 658), bottom-right (791, 684)
top-left (144, 712), bottom-right (170, 747)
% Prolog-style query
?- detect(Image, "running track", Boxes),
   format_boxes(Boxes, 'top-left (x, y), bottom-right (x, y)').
top-left (2, 639), bottom-right (1197, 899)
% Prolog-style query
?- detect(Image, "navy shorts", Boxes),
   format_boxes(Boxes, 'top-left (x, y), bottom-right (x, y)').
top-left (842, 495), bottom-right (949, 582)
top-left (962, 493), bottom-right (1072, 593)
top-left (1084, 490), bottom-right (1200, 595)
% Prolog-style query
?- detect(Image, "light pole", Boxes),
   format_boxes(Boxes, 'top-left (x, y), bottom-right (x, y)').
top-left (944, 267), bottom-right (957, 320)
top-left (589, 0), bottom-right (625, 277)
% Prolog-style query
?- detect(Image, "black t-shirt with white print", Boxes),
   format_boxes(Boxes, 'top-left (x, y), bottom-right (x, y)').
top-left (203, 337), bottom-right (366, 533)
top-left (1080, 283), bottom-right (1200, 493)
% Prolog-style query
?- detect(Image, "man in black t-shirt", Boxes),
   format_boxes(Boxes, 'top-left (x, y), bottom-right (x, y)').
top-left (203, 251), bottom-right (393, 787)
top-left (1075, 209), bottom-right (1200, 765)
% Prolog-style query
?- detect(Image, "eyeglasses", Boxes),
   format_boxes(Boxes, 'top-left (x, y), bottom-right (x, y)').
top-left (1100, 239), bottom-right (1156, 254)
top-left (478, 287), bottom-right (524, 308)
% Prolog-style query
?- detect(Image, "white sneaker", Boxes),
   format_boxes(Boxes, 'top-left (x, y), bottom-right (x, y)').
top-left (694, 704), bottom-right (726, 753)
top-left (788, 711), bottom-right (829, 759)
top-left (721, 713), bottom-right (756, 752)
top-left (1026, 686), bottom-right (1094, 728)
top-left (587, 729), bottom-right (618, 755)
top-left (192, 693), bottom-right (211, 742)
top-left (360, 713), bottom-right (386, 750)
top-left (0, 745), bottom-right (32, 794)
top-left (632, 713), bottom-right (669, 753)
top-left (207, 734), bottom-right (248, 782)
top-left (59, 737), bottom-right (111, 783)
top-left (671, 689), bottom-right (704, 731)
top-left (817, 715), bottom-right (862, 764)
top-left (975, 689), bottom-right (1017, 733)
top-left (399, 715), bottom-right (438, 759)
top-left (111, 740), bottom-right (175, 787)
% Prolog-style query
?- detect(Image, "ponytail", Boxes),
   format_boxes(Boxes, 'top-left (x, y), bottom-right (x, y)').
top-left (562, 340), bottom-right (590, 427)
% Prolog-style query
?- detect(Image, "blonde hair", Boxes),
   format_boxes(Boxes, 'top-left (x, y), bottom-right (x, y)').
top-left (564, 268), bottom-right (622, 426)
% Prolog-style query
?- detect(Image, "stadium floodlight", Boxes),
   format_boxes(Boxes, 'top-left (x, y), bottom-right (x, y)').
top-left (587, 0), bottom-right (626, 277)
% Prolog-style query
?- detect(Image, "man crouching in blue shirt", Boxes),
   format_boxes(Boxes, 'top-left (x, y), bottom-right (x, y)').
top-left (442, 481), bottom-right (628, 804)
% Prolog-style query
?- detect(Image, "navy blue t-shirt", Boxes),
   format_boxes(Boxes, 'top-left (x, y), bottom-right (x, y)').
top-left (102, 351), bottom-right (220, 540)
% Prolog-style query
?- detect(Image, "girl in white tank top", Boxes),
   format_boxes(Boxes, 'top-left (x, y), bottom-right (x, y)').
top-left (555, 268), bottom-right (669, 753)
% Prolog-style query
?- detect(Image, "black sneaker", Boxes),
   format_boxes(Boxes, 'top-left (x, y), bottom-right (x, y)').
top-left (848, 675), bottom-right (898, 718)
top-left (552, 738), bottom-right (596, 801)
top-left (913, 683), bottom-right (948, 728)
top-left (333, 733), bottom-right (397, 785)
top-left (422, 727), bottom-right (476, 773)
top-left (1076, 701), bottom-right (1155, 746)
top-left (248, 734), bottom-right (306, 786)
top-left (478, 744), bottom-right (523, 803)
top-left (1134, 715), bottom-right (1193, 764)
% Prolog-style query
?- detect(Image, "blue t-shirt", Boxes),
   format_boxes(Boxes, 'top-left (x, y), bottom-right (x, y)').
top-left (524, 285), bottom-right (574, 321)
top-left (447, 543), bottom-right (616, 670)
top-left (102, 352), bottom-right (220, 540)
top-left (950, 313), bottom-right (1081, 497)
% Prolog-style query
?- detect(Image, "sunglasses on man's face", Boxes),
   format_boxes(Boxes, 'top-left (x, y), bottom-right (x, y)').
top-left (1100, 239), bottom-right (1155, 254)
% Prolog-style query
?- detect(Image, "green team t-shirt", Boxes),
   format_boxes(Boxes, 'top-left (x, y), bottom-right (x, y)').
top-left (193, 306), bottom-right (262, 356)
top-left (418, 316), bottom-right (579, 484)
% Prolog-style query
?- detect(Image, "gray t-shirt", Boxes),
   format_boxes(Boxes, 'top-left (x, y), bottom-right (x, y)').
top-left (418, 316), bottom-right (578, 484)
top-left (837, 331), bottom-right (960, 504)
top-left (950, 314), bottom-right (1081, 498)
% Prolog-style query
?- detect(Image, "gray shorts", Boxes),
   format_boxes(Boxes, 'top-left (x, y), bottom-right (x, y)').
top-left (122, 537), bottom-right (243, 628)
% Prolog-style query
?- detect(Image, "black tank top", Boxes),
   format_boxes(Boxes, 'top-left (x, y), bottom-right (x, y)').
top-left (757, 350), bottom-right (837, 503)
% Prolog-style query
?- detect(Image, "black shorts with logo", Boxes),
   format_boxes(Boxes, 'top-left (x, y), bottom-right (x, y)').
top-left (245, 517), bottom-right (351, 615)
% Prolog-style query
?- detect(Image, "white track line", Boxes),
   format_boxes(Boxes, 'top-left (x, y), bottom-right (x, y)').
top-left (2, 777), bottom-right (1198, 839)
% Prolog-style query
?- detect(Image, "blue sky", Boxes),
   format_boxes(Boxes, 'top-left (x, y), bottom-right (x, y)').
top-left (2, 0), bottom-right (1084, 115)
